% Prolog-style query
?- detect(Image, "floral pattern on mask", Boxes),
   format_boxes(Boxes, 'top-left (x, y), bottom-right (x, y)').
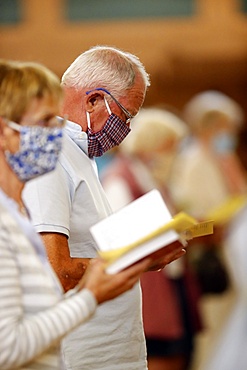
top-left (5, 126), bottom-right (63, 182)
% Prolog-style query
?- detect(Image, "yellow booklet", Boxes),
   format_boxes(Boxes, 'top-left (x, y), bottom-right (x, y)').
top-left (90, 189), bottom-right (213, 274)
top-left (206, 194), bottom-right (247, 225)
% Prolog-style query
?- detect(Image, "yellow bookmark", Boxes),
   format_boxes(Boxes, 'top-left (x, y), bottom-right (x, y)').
top-left (99, 213), bottom-right (214, 264)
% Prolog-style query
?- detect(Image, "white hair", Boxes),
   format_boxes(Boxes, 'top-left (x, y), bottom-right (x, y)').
top-left (61, 45), bottom-right (150, 98)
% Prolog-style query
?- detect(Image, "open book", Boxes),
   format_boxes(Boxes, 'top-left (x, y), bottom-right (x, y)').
top-left (90, 189), bottom-right (213, 274)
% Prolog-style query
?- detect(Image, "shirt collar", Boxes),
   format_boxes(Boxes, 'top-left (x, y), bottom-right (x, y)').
top-left (63, 119), bottom-right (89, 155)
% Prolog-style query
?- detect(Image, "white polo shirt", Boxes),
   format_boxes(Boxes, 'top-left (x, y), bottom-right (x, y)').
top-left (23, 121), bottom-right (147, 370)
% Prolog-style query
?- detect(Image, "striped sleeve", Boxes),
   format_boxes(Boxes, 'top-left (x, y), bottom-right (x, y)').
top-left (0, 223), bottom-right (97, 369)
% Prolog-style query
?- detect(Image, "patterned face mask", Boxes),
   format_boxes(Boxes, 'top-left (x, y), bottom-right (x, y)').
top-left (87, 97), bottom-right (131, 158)
top-left (5, 121), bottom-right (63, 182)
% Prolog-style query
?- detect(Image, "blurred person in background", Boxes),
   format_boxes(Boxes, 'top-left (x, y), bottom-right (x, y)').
top-left (168, 90), bottom-right (247, 370)
top-left (168, 90), bottom-right (247, 290)
top-left (0, 59), bottom-right (151, 370)
top-left (169, 90), bottom-right (246, 219)
top-left (101, 107), bottom-right (203, 370)
top-left (23, 46), bottom-right (187, 370)
top-left (202, 188), bottom-right (247, 370)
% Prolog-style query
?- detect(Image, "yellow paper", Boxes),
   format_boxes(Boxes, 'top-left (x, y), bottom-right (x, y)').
top-left (182, 220), bottom-right (214, 239)
top-left (206, 195), bottom-right (247, 225)
top-left (99, 212), bottom-right (213, 264)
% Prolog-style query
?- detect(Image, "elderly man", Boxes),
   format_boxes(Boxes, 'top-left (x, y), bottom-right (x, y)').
top-left (23, 45), bottom-right (186, 370)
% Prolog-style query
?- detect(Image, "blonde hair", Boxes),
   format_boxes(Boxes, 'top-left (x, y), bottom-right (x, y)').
top-left (120, 107), bottom-right (188, 156)
top-left (0, 60), bottom-right (63, 122)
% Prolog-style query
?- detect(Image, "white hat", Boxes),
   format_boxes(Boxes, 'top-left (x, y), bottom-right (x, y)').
top-left (184, 90), bottom-right (244, 129)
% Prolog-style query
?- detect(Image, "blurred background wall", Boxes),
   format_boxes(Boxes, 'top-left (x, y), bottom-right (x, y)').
top-left (0, 0), bottom-right (247, 114)
top-left (1, 1), bottom-right (247, 368)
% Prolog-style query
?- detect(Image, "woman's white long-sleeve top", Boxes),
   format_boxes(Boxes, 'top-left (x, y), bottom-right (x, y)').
top-left (0, 192), bottom-right (97, 370)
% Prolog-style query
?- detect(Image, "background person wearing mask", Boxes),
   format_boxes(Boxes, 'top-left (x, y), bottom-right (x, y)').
top-left (168, 90), bottom-right (247, 370)
top-left (0, 59), bottom-right (151, 370)
top-left (101, 107), bottom-right (203, 370)
top-left (23, 46), bottom-right (187, 370)
top-left (169, 90), bottom-right (247, 219)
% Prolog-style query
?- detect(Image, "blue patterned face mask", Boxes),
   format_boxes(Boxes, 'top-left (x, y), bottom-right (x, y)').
top-left (5, 121), bottom-right (63, 182)
top-left (211, 132), bottom-right (238, 154)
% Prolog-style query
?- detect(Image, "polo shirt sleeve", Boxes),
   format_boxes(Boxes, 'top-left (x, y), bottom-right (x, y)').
top-left (23, 160), bottom-right (73, 237)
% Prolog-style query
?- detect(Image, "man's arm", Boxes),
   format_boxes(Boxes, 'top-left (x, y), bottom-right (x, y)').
top-left (40, 232), bottom-right (90, 292)
top-left (40, 232), bottom-right (186, 290)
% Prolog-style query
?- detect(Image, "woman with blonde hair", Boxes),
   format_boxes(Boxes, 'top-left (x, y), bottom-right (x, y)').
top-left (0, 59), bottom-right (150, 370)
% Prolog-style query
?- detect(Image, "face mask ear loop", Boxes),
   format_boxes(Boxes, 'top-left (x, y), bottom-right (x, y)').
top-left (104, 97), bottom-right (112, 115)
top-left (86, 111), bottom-right (91, 129)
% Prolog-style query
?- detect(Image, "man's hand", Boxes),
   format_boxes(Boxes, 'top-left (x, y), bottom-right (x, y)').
top-left (145, 241), bottom-right (186, 271)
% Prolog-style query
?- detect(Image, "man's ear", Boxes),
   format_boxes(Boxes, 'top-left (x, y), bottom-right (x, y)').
top-left (85, 92), bottom-right (104, 113)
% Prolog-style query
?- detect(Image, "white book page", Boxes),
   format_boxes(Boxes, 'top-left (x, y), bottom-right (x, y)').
top-left (106, 230), bottom-right (178, 274)
top-left (90, 189), bottom-right (174, 252)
